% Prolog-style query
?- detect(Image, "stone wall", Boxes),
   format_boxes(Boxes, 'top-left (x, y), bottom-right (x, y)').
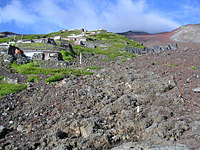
top-left (125, 43), bottom-right (178, 55)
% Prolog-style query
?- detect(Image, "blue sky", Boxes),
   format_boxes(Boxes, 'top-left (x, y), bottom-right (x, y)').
top-left (0, 0), bottom-right (200, 34)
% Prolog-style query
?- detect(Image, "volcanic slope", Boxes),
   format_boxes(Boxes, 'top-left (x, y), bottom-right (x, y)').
top-left (120, 24), bottom-right (200, 48)
top-left (0, 28), bottom-right (200, 149)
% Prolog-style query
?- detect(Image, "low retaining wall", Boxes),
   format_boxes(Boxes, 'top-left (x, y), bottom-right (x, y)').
top-left (125, 43), bottom-right (178, 55)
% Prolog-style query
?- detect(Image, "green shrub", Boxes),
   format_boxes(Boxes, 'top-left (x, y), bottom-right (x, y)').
top-left (0, 76), bottom-right (4, 80)
top-left (27, 75), bottom-right (42, 82)
top-left (73, 45), bottom-right (93, 53)
top-left (60, 50), bottom-right (75, 61)
top-left (102, 59), bottom-right (108, 62)
top-left (85, 66), bottom-right (101, 70)
top-left (81, 70), bottom-right (94, 76)
top-left (154, 61), bottom-right (158, 65)
top-left (0, 83), bottom-right (27, 98)
top-left (191, 66), bottom-right (196, 70)
top-left (181, 64), bottom-right (184, 67)
top-left (120, 59), bottom-right (127, 63)
top-left (12, 62), bottom-right (94, 77)
top-left (168, 63), bottom-right (172, 67)
top-left (45, 73), bottom-right (65, 84)
top-left (174, 63), bottom-right (178, 67)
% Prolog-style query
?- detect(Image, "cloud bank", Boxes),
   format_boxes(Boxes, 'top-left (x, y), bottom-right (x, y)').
top-left (0, 0), bottom-right (181, 34)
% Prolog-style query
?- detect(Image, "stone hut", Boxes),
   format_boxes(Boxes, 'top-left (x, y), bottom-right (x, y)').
top-left (33, 51), bottom-right (63, 61)
top-left (43, 52), bottom-right (62, 61)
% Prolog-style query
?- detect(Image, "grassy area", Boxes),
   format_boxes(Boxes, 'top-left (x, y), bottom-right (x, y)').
top-left (60, 50), bottom-right (76, 61)
top-left (0, 37), bottom-right (12, 43)
top-left (0, 76), bottom-right (4, 80)
top-left (16, 42), bottom-right (58, 50)
top-left (0, 34), bottom-right (46, 43)
top-left (72, 32), bottom-right (142, 60)
top-left (120, 59), bottom-right (127, 63)
top-left (46, 30), bottom-right (83, 37)
top-left (102, 59), bottom-right (108, 62)
top-left (0, 83), bottom-right (27, 98)
top-left (191, 66), bottom-right (196, 70)
top-left (11, 62), bottom-right (93, 76)
top-left (73, 45), bottom-right (136, 60)
top-left (85, 66), bottom-right (101, 70)
top-left (88, 33), bottom-right (145, 49)
top-left (22, 34), bottom-right (46, 40)
top-left (73, 45), bottom-right (93, 53)
top-left (27, 75), bottom-right (42, 82)
top-left (45, 73), bottom-right (65, 84)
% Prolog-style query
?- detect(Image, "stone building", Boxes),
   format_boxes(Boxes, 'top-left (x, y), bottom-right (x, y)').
top-left (33, 51), bottom-right (63, 61)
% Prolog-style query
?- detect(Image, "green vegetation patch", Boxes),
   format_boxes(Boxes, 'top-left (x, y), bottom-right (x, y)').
top-left (0, 37), bottom-right (12, 43)
top-left (120, 59), bottom-right (127, 63)
top-left (102, 59), bottom-right (108, 62)
top-left (46, 30), bottom-right (82, 37)
top-left (22, 34), bottom-right (45, 40)
top-left (88, 33), bottom-right (145, 49)
top-left (73, 32), bottom-right (140, 60)
top-left (85, 66), bottom-right (101, 70)
top-left (174, 63), bottom-right (178, 67)
top-left (73, 45), bottom-right (136, 60)
top-left (0, 76), bottom-right (4, 80)
top-left (16, 42), bottom-right (57, 50)
top-left (45, 73), bottom-right (65, 84)
top-left (168, 63), bottom-right (172, 67)
top-left (0, 83), bottom-right (27, 98)
top-left (0, 34), bottom-right (45, 43)
top-left (60, 50), bottom-right (76, 61)
top-left (27, 75), bottom-right (42, 82)
top-left (191, 66), bottom-right (196, 70)
top-left (11, 62), bottom-right (93, 76)
top-left (73, 45), bottom-right (93, 54)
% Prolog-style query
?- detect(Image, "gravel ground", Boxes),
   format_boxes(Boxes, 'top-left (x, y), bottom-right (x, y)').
top-left (0, 45), bottom-right (200, 149)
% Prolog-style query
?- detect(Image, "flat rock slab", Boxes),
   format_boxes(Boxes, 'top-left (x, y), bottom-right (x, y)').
top-left (111, 142), bottom-right (190, 150)
top-left (194, 87), bottom-right (200, 93)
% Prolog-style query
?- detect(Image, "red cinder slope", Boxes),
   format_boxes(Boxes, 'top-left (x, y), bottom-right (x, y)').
top-left (121, 24), bottom-right (200, 48)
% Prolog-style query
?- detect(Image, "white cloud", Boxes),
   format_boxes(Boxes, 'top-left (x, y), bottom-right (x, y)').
top-left (101, 0), bottom-right (180, 33)
top-left (0, 0), bottom-right (37, 24)
top-left (0, 0), bottom-right (181, 33)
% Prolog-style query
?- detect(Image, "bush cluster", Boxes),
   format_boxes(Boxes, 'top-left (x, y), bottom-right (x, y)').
top-left (0, 83), bottom-right (27, 98)
top-left (60, 50), bottom-right (75, 61)
top-left (45, 73), bottom-right (65, 84)
top-left (27, 75), bottom-right (42, 82)
top-left (0, 76), bottom-right (4, 80)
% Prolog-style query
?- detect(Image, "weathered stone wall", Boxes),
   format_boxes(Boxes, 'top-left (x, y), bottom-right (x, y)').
top-left (125, 43), bottom-right (178, 55)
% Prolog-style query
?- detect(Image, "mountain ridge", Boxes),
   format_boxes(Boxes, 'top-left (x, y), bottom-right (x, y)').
top-left (118, 24), bottom-right (200, 46)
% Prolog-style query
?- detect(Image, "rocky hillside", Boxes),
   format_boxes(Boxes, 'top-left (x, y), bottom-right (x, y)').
top-left (0, 58), bottom-right (195, 149)
top-left (0, 28), bottom-right (200, 150)
top-left (0, 31), bottom-right (19, 39)
top-left (170, 24), bottom-right (200, 43)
